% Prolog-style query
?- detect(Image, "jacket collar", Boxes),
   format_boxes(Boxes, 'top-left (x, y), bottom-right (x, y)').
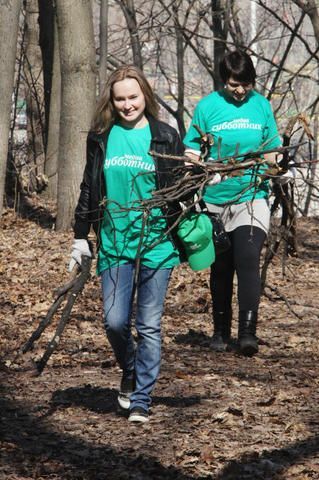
top-left (147, 115), bottom-right (168, 142)
top-left (87, 128), bottom-right (111, 153)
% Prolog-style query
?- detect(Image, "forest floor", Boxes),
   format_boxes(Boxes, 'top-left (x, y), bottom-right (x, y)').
top-left (0, 198), bottom-right (319, 480)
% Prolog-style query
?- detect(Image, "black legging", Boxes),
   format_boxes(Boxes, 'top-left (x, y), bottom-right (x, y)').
top-left (210, 225), bottom-right (266, 313)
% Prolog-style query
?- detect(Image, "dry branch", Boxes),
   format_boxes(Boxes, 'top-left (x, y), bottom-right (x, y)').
top-left (22, 255), bottom-right (92, 374)
top-left (150, 142), bottom-right (306, 169)
top-left (147, 117), bottom-right (313, 300)
top-left (260, 114), bottom-right (314, 290)
top-left (263, 283), bottom-right (303, 319)
top-left (144, 142), bottom-right (306, 211)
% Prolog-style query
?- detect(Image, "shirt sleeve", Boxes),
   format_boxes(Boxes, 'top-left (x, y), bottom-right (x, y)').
top-left (262, 102), bottom-right (282, 150)
top-left (183, 101), bottom-right (207, 152)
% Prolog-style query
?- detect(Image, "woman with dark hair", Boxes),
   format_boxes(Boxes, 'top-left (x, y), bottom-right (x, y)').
top-left (69, 65), bottom-right (185, 423)
top-left (184, 50), bottom-right (292, 357)
top-left (219, 50), bottom-right (256, 88)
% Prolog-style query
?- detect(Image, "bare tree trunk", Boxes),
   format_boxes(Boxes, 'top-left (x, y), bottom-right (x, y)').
top-left (308, 2), bottom-right (319, 43)
top-left (45, 12), bottom-right (61, 200)
top-left (0, 0), bottom-right (20, 216)
top-left (24, 0), bottom-right (45, 181)
top-left (38, 0), bottom-right (55, 148)
top-left (303, 113), bottom-right (318, 215)
top-left (211, 0), bottom-right (229, 90)
top-left (174, 4), bottom-right (186, 138)
top-left (55, 0), bottom-right (96, 231)
top-left (292, 0), bottom-right (319, 46)
top-left (117, 0), bottom-right (143, 69)
top-left (99, 0), bottom-right (109, 96)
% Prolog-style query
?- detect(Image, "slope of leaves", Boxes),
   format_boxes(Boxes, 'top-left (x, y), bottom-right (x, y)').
top-left (0, 202), bottom-right (319, 480)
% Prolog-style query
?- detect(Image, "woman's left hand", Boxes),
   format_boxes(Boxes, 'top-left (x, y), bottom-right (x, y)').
top-left (208, 173), bottom-right (222, 185)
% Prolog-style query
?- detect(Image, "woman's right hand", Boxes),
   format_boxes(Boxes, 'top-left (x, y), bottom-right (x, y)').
top-left (274, 167), bottom-right (296, 185)
top-left (69, 239), bottom-right (92, 272)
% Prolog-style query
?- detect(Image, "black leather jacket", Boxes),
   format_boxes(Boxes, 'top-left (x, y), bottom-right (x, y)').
top-left (73, 115), bottom-right (186, 255)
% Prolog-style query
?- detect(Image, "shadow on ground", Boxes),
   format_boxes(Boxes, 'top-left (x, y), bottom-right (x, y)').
top-left (49, 384), bottom-right (204, 414)
top-left (5, 194), bottom-right (55, 229)
top-left (1, 392), bottom-right (318, 480)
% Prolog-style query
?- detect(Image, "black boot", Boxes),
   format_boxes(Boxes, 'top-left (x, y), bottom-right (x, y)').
top-left (210, 310), bottom-right (232, 352)
top-left (238, 310), bottom-right (258, 357)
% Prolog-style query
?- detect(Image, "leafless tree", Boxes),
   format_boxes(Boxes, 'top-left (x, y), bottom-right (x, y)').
top-left (99, 0), bottom-right (109, 96)
top-left (55, 0), bottom-right (97, 230)
top-left (1, 0), bottom-right (318, 225)
top-left (292, 0), bottom-right (319, 45)
top-left (44, 9), bottom-right (61, 200)
top-left (115, 0), bottom-right (143, 69)
top-left (0, 0), bottom-right (21, 215)
top-left (211, 0), bottom-right (230, 90)
top-left (38, 0), bottom-right (55, 147)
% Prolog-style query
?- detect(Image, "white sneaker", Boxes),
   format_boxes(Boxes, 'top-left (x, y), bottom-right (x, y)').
top-left (117, 374), bottom-right (134, 410)
top-left (117, 392), bottom-right (131, 410)
top-left (128, 407), bottom-right (149, 423)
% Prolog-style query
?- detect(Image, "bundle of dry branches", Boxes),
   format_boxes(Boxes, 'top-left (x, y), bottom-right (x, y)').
top-left (143, 142), bottom-right (305, 211)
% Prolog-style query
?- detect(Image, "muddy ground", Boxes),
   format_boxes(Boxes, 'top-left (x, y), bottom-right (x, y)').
top-left (0, 202), bottom-right (318, 479)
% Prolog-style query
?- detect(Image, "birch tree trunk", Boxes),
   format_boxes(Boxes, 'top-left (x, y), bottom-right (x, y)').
top-left (55, 0), bottom-right (96, 230)
top-left (0, 0), bottom-right (21, 216)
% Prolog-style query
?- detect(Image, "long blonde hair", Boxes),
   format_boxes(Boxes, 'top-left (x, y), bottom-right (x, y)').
top-left (91, 65), bottom-right (160, 133)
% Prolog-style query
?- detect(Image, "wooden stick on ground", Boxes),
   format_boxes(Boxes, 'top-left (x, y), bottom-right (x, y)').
top-left (22, 255), bottom-right (92, 374)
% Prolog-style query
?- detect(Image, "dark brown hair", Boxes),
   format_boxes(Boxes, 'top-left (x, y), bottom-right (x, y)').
top-left (91, 65), bottom-right (159, 133)
top-left (219, 51), bottom-right (256, 85)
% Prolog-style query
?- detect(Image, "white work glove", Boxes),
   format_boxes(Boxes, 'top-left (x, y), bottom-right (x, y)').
top-left (208, 173), bottom-right (222, 185)
top-left (275, 167), bottom-right (296, 185)
top-left (69, 239), bottom-right (92, 272)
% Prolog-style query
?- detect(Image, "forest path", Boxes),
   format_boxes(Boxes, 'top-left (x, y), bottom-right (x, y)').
top-left (1, 207), bottom-right (318, 480)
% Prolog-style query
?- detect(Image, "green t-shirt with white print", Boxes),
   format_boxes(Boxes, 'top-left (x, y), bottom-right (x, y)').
top-left (183, 90), bottom-right (281, 204)
top-left (97, 123), bottom-right (180, 274)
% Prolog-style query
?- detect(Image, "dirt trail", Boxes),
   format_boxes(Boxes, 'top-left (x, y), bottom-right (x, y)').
top-left (1, 208), bottom-right (318, 479)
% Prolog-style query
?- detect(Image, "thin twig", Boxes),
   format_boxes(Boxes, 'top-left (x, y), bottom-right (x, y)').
top-left (149, 141), bottom-right (306, 166)
top-left (263, 283), bottom-right (303, 319)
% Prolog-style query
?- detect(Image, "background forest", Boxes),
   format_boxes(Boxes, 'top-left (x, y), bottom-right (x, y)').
top-left (0, 1), bottom-right (319, 480)
top-left (0, 0), bottom-right (318, 228)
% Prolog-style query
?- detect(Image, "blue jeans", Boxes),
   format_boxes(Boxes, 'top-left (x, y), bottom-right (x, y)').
top-left (101, 263), bottom-right (172, 412)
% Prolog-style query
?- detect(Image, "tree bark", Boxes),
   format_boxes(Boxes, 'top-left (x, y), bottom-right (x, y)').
top-left (44, 10), bottom-right (61, 200)
top-left (55, 0), bottom-right (97, 231)
top-left (303, 113), bottom-right (318, 215)
top-left (174, 5), bottom-right (186, 138)
top-left (0, 0), bottom-right (20, 216)
top-left (292, 0), bottom-right (319, 46)
top-left (99, 0), bottom-right (109, 96)
top-left (24, 0), bottom-right (45, 179)
top-left (117, 0), bottom-right (143, 69)
top-left (211, 0), bottom-right (229, 90)
top-left (38, 0), bottom-right (55, 148)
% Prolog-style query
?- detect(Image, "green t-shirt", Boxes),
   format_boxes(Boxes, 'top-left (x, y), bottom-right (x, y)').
top-left (97, 123), bottom-right (180, 274)
top-left (183, 90), bottom-right (281, 204)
